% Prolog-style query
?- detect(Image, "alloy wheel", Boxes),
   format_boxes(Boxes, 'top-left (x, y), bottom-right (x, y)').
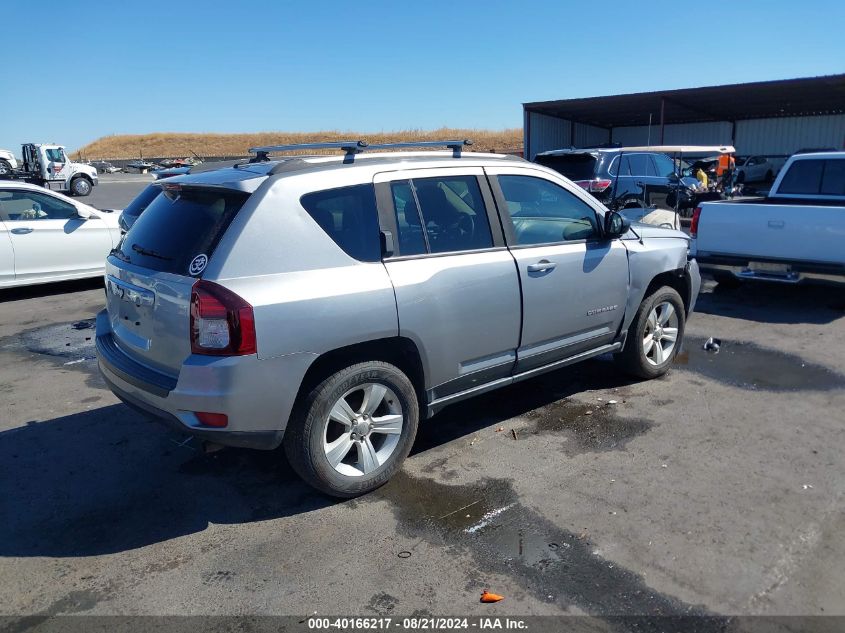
top-left (322, 383), bottom-right (404, 477)
top-left (642, 301), bottom-right (679, 366)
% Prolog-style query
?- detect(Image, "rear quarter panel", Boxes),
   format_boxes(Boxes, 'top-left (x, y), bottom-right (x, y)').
top-left (205, 171), bottom-right (399, 362)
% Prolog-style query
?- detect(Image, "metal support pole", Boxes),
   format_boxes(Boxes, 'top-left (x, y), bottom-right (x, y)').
top-left (659, 98), bottom-right (666, 144)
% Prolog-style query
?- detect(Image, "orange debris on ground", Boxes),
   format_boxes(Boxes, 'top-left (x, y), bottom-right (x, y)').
top-left (480, 590), bottom-right (505, 603)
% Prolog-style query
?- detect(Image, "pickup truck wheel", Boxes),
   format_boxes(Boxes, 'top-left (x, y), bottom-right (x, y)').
top-left (0, 159), bottom-right (11, 176)
top-left (712, 271), bottom-right (741, 288)
top-left (614, 286), bottom-right (685, 380)
top-left (284, 361), bottom-right (419, 498)
top-left (70, 176), bottom-right (92, 196)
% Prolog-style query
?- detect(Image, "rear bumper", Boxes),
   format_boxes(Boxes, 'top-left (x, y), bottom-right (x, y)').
top-left (698, 254), bottom-right (845, 285)
top-left (95, 310), bottom-right (315, 450)
top-left (103, 373), bottom-right (283, 449)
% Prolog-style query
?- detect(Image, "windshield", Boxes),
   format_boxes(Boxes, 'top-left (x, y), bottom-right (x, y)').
top-left (114, 187), bottom-right (249, 275)
top-left (534, 153), bottom-right (598, 180)
top-left (121, 185), bottom-right (161, 219)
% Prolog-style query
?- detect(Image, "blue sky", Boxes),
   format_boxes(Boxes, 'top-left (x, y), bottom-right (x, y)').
top-left (2, 0), bottom-right (844, 152)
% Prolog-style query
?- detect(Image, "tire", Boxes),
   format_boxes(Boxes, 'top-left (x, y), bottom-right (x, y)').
top-left (0, 159), bottom-right (11, 176)
top-left (70, 176), bottom-right (92, 196)
top-left (614, 286), bottom-right (686, 380)
top-left (712, 271), bottom-right (741, 288)
top-left (284, 361), bottom-right (419, 498)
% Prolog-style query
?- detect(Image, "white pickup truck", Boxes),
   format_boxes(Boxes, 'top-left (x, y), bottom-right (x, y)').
top-left (692, 151), bottom-right (845, 285)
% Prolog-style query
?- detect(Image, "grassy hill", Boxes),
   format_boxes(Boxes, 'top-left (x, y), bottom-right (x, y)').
top-left (75, 128), bottom-right (523, 160)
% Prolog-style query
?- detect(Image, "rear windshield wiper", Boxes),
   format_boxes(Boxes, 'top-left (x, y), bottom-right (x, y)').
top-left (131, 243), bottom-right (172, 260)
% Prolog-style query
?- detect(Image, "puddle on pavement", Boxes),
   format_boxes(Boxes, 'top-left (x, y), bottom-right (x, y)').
top-left (675, 337), bottom-right (844, 392)
top-left (525, 399), bottom-right (652, 455)
top-left (9, 319), bottom-right (96, 366)
top-left (2, 318), bottom-right (98, 370)
top-left (375, 472), bottom-right (717, 622)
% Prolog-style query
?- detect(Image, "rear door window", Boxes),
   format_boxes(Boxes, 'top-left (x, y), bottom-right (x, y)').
top-left (300, 184), bottom-right (381, 262)
top-left (820, 160), bottom-right (845, 195)
top-left (651, 154), bottom-right (676, 177)
top-left (778, 160), bottom-right (824, 194)
top-left (390, 175), bottom-right (494, 255)
top-left (626, 154), bottom-right (652, 177)
top-left (115, 187), bottom-right (248, 275)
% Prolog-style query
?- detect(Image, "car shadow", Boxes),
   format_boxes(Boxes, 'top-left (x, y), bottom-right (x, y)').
top-left (0, 277), bottom-right (103, 303)
top-left (0, 357), bottom-right (637, 558)
top-left (694, 279), bottom-right (845, 325)
top-left (413, 355), bottom-right (638, 454)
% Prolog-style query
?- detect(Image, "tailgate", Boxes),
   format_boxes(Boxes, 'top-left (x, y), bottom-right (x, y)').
top-left (104, 185), bottom-right (250, 376)
top-left (696, 202), bottom-right (845, 264)
top-left (105, 262), bottom-right (195, 376)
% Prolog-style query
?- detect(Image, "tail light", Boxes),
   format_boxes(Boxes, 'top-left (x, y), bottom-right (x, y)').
top-left (574, 179), bottom-right (612, 192)
top-left (195, 412), bottom-right (228, 428)
top-left (190, 280), bottom-right (257, 356)
top-left (690, 206), bottom-right (702, 238)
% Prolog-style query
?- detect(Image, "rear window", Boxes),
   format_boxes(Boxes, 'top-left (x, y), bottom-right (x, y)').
top-left (121, 184), bottom-right (161, 219)
top-left (777, 159), bottom-right (845, 196)
top-left (300, 184), bottom-right (380, 261)
top-left (534, 154), bottom-right (598, 181)
top-left (115, 187), bottom-right (249, 275)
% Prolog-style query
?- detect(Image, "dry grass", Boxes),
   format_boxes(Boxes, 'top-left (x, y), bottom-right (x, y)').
top-left (75, 128), bottom-right (523, 160)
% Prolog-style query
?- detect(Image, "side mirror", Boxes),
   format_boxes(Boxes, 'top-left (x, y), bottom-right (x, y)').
top-left (75, 207), bottom-right (92, 220)
top-left (604, 211), bottom-right (630, 238)
top-left (667, 172), bottom-right (681, 183)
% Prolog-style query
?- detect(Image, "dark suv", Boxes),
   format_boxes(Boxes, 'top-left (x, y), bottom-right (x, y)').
top-left (534, 148), bottom-right (698, 217)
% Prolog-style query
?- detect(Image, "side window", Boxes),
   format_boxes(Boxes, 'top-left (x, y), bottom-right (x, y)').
top-left (390, 176), bottom-right (494, 255)
top-left (390, 181), bottom-right (427, 256)
top-left (612, 156), bottom-right (630, 176)
top-left (651, 154), bottom-right (676, 177)
top-left (626, 154), bottom-right (652, 177)
top-left (0, 190), bottom-right (77, 221)
top-left (820, 160), bottom-right (845, 195)
top-left (778, 160), bottom-right (824, 195)
top-left (45, 148), bottom-right (66, 162)
top-left (498, 175), bottom-right (599, 245)
top-left (300, 184), bottom-right (381, 262)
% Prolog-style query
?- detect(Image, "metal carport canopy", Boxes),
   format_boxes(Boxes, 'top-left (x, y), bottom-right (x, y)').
top-left (523, 74), bottom-right (845, 128)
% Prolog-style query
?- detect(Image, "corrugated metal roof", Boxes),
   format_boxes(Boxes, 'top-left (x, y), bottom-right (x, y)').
top-left (524, 74), bottom-right (845, 128)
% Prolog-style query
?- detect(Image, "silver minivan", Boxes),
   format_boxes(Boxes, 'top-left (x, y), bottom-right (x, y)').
top-left (97, 141), bottom-right (700, 497)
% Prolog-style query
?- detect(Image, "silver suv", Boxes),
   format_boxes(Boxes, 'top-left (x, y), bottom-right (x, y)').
top-left (97, 140), bottom-right (700, 497)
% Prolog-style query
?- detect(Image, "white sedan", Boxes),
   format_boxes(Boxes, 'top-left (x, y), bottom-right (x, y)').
top-left (0, 181), bottom-right (122, 288)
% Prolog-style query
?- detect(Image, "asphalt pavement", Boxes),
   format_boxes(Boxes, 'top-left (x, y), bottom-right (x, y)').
top-left (1, 177), bottom-right (844, 625)
top-left (86, 173), bottom-right (154, 209)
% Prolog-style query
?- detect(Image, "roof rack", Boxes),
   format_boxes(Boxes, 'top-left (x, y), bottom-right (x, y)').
top-left (364, 139), bottom-right (472, 158)
top-left (249, 140), bottom-right (368, 164)
top-left (247, 139), bottom-right (473, 163)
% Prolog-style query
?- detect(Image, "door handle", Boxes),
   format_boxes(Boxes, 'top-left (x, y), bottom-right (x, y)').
top-left (11, 227), bottom-right (33, 234)
top-left (636, 181), bottom-right (646, 187)
top-left (767, 220), bottom-right (785, 229)
top-left (527, 260), bottom-right (557, 273)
